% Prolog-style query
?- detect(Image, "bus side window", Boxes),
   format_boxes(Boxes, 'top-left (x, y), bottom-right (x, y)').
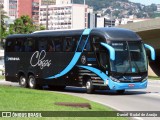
top-left (54, 38), bottom-right (62, 52)
top-left (84, 38), bottom-right (91, 51)
top-left (63, 37), bottom-right (76, 52)
top-left (24, 39), bottom-right (34, 52)
top-left (47, 39), bottom-right (55, 52)
top-left (14, 40), bottom-right (20, 52)
top-left (38, 38), bottom-right (47, 51)
top-left (6, 40), bottom-right (14, 52)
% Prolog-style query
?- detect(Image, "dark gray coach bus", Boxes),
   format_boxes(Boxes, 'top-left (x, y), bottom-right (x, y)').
top-left (5, 28), bottom-right (155, 94)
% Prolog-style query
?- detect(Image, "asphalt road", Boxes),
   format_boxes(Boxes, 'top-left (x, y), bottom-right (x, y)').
top-left (0, 80), bottom-right (160, 120)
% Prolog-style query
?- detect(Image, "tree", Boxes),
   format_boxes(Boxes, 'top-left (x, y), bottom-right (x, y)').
top-left (10, 15), bottom-right (36, 34)
top-left (40, 25), bottom-right (46, 30)
top-left (0, 4), bottom-right (8, 40)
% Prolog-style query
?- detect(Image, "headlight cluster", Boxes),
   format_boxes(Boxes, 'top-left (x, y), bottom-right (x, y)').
top-left (110, 76), bottom-right (120, 83)
top-left (142, 76), bottom-right (148, 82)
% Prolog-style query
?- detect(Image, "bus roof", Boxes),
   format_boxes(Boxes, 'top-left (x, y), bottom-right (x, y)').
top-left (6, 27), bottom-right (141, 41)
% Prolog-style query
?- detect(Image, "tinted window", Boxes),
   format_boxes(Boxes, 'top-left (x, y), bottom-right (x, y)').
top-left (63, 37), bottom-right (77, 52)
top-left (38, 38), bottom-right (47, 51)
top-left (54, 38), bottom-right (62, 52)
top-left (77, 36), bottom-right (91, 52)
top-left (24, 38), bottom-right (34, 52)
top-left (47, 38), bottom-right (55, 52)
top-left (6, 39), bottom-right (14, 52)
top-left (6, 38), bottom-right (34, 52)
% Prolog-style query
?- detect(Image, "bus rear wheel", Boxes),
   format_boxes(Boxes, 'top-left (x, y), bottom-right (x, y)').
top-left (116, 90), bottom-right (125, 94)
top-left (19, 75), bottom-right (28, 88)
top-left (86, 79), bottom-right (94, 94)
top-left (28, 75), bottom-right (40, 89)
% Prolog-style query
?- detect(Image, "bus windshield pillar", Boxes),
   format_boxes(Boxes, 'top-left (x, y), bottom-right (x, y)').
top-left (100, 42), bottom-right (115, 61)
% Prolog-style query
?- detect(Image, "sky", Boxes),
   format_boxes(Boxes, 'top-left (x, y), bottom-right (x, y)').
top-left (129, 0), bottom-right (160, 5)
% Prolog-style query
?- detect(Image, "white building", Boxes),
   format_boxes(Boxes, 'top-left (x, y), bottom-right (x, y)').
top-left (39, 0), bottom-right (89, 30)
top-left (2, 0), bottom-right (18, 20)
top-left (157, 4), bottom-right (160, 12)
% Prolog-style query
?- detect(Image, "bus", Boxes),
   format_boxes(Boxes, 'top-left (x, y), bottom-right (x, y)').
top-left (5, 27), bottom-right (155, 94)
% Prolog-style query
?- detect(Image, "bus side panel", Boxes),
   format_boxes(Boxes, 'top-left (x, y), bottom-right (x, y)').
top-left (5, 52), bottom-right (25, 82)
top-left (27, 52), bottom-right (76, 86)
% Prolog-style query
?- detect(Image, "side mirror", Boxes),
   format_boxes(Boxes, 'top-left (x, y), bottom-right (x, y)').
top-left (100, 42), bottom-right (115, 61)
top-left (144, 44), bottom-right (155, 61)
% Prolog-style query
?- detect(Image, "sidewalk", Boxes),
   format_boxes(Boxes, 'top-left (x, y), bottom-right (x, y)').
top-left (0, 80), bottom-right (19, 86)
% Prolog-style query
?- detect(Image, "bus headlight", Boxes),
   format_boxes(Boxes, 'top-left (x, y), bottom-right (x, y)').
top-left (110, 76), bottom-right (120, 83)
top-left (142, 76), bottom-right (148, 82)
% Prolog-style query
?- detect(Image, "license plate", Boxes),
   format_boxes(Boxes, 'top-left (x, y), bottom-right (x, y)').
top-left (128, 84), bottom-right (135, 87)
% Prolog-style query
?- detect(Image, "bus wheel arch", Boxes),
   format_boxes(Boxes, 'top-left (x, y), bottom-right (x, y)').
top-left (18, 72), bottom-right (28, 88)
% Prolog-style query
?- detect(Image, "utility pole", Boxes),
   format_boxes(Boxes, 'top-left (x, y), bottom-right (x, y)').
top-left (46, 0), bottom-right (49, 30)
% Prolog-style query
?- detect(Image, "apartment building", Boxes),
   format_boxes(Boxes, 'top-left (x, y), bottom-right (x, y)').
top-left (39, 0), bottom-right (89, 30)
top-left (2, 0), bottom-right (18, 20)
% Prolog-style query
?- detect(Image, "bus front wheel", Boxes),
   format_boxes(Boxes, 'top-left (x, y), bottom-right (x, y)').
top-left (28, 75), bottom-right (40, 89)
top-left (86, 79), bottom-right (94, 94)
top-left (19, 75), bottom-right (28, 88)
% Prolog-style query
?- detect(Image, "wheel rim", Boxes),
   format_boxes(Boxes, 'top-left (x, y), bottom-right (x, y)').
top-left (20, 77), bottom-right (26, 86)
top-left (86, 81), bottom-right (91, 89)
top-left (29, 77), bottom-right (35, 88)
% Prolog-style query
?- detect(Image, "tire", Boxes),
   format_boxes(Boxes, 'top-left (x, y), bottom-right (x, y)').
top-left (86, 79), bottom-right (94, 94)
top-left (19, 75), bottom-right (28, 88)
top-left (28, 75), bottom-right (40, 89)
top-left (116, 90), bottom-right (125, 95)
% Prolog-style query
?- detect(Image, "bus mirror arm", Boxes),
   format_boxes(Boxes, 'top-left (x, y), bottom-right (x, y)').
top-left (144, 44), bottom-right (155, 61)
top-left (100, 42), bottom-right (115, 61)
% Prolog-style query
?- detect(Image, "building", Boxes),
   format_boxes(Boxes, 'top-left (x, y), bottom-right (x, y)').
top-left (2, 0), bottom-right (41, 25)
top-left (18, 0), bottom-right (32, 18)
top-left (39, 0), bottom-right (89, 30)
top-left (32, 0), bottom-right (40, 25)
top-left (96, 17), bottom-right (115, 28)
top-left (2, 0), bottom-right (18, 20)
top-left (0, 0), bottom-right (3, 5)
top-left (157, 4), bottom-right (160, 12)
top-left (18, 0), bottom-right (40, 25)
top-left (40, 0), bottom-right (56, 6)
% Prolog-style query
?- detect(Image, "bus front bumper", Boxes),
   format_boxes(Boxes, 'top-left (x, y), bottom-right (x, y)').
top-left (108, 79), bottom-right (148, 90)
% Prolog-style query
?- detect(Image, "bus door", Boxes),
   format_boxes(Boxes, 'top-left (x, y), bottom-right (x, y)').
top-left (92, 36), bottom-right (110, 73)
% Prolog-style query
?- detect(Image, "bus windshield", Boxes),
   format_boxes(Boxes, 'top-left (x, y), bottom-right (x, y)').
top-left (109, 41), bottom-right (147, 73)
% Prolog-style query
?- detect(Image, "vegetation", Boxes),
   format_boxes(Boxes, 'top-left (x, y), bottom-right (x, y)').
top-left (0, 75), bottom-right (4, 80)
top-left (0, 4), bottom-right (8, 40)
top-left (0, 86), bottom-right (127, 120)
top-left (9, 15), bottom-right (36, 34)
top-left (74, 0), bottom-right (158, 18)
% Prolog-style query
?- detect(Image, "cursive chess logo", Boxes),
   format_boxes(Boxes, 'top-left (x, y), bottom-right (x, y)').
top-left (30, 50), bottom-right (51, 69)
